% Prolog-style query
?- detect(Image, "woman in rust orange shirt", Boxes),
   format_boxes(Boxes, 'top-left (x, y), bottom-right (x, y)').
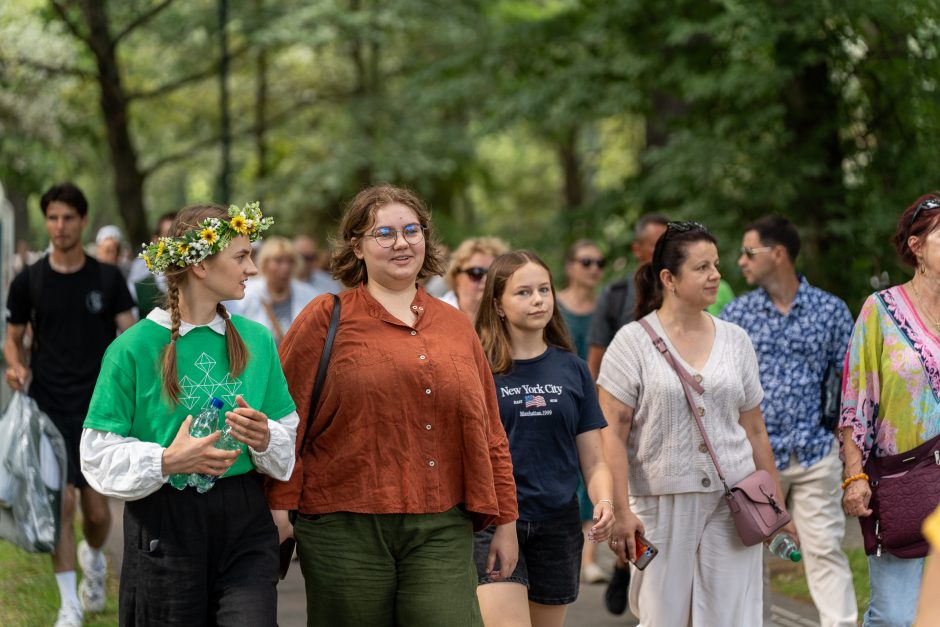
top-left (266, 184), bottom-right (519, 627)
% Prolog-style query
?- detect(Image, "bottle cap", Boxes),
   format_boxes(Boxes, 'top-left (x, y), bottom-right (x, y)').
top-left (790, 550), bottom-right (802, 563)
top-left (210, 397), bottom-right (224, 409)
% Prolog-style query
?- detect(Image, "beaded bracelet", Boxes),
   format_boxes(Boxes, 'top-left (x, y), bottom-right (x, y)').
top-left (841, 473), bottom-right (869, 490)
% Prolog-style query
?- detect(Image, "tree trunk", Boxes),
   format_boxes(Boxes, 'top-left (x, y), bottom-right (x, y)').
top-left (217, 0), bottom-right (232, 204)
top-left (78, 1), bottom-right (149, 245)
top-left (558, 126), bottom-right (584, 209)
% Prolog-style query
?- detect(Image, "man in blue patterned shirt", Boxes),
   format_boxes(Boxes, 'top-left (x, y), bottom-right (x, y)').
top-left (721, 216), bottom-right (857, 627)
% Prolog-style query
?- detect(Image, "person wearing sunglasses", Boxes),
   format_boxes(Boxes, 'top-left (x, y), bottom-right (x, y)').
top-left (838, 194), bottom-right (940, 626)
top-left (440, 237), bottom-right (509, 325)
top-left (554, 239), bottom-right (610, 585)
top-left (720, 215), bottom-right (857, 627)
top-left (293, 235), bottom-right (342, 294)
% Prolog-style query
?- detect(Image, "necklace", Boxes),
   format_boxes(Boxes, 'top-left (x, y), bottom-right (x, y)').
top-left (911, 280), bottom-right (940, 332)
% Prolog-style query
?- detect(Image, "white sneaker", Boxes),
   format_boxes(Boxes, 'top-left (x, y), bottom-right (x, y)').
top-left (77, 540), bottom-right (107, 613)
top-left (582, 562), bottom-right (609, 584)
top-left (54, 602), bottom-right (83, 627)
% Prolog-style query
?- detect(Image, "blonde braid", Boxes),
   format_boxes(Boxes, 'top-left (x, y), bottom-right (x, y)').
top-left (161, 276), bottom-right (183, 403)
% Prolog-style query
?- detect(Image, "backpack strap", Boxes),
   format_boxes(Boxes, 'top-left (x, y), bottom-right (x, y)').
top-left (27, 257), bottom-right (46, 353)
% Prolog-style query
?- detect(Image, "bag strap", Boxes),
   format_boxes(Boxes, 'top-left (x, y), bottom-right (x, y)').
top-left (297, 295), bottom-right (341, 457)
top-left (638, 318), bottom-right (730, 489)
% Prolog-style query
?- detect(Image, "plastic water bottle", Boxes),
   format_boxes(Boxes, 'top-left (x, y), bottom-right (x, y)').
top-left (769, 533), bottom-right (802, 562)
top-left (189, 397), bottom-right (225, 493)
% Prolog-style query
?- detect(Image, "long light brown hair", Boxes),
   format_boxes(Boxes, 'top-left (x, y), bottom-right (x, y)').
top-left (475, 250), bottom-right (574, 375)
top-left (161, 204), bottom-right (250, 404)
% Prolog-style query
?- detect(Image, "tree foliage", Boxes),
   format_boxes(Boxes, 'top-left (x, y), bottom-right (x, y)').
top-left (1, 0), bottom-right (938, 303)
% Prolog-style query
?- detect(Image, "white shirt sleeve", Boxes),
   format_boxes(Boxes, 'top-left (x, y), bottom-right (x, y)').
top-left (79, 429), bottom-right (168, 501)
top-left (248, 410), bottom-right (299, 481)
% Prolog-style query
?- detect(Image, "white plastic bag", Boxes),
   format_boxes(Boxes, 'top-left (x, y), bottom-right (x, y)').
top-left (0, 392), bottom-right (67, 553)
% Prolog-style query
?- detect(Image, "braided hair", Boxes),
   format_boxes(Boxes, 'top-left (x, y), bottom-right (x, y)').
top-left (160, 204), bottom-right (250, 404)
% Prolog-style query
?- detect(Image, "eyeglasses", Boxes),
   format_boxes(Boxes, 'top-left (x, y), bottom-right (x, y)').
top-left (458, 266), bottom-right (489, 282)
top-left (740, 246), bottom-right (774, 260)
top-left (366, 223), bottom-right (426, 248)
top-left (300, 253), bottom-right (318, 262)
top-left (574, 257), bottom-right (606, 269)
top-left (909, 198), bottom-right (940, 230)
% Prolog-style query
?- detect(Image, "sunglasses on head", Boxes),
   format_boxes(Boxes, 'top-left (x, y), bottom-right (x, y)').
top-left (574, 257), bottom-right (606, 269)
top-left (458, 266), bottom-right (489, 282)
top-left (909, 197), bottom-right (940, 230)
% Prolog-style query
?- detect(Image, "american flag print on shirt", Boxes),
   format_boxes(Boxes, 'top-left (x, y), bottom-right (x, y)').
top-left (524, 394), bottom-right (546, 408)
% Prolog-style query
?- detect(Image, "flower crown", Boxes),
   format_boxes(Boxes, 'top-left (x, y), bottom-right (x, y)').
top-left (140, 201), bottom-right (273, 275)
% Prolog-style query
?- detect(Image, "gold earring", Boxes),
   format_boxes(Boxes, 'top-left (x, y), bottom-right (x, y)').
top-left (921, 263), bottom-right (927, 275)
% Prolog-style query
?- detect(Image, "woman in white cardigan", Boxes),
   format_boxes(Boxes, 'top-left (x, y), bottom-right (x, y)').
top-left (232, 236), bottom-right (321, 344)
top-left (598, 221), bottom-right (795, 626)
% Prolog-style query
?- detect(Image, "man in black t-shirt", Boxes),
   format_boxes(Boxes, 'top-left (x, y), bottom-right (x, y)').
top-left (4, 183), bottom-right (135, 626)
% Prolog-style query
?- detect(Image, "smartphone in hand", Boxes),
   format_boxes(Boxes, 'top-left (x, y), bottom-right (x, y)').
top-left (631, 532), bottom-right (659, 570)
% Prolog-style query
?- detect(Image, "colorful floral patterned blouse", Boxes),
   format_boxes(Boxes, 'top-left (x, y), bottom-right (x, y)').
top-left (839, 285), bottom-right (940, 464)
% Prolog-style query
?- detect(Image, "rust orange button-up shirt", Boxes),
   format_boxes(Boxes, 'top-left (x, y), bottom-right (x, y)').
top-left (266, 284), bottom-right (518, 530)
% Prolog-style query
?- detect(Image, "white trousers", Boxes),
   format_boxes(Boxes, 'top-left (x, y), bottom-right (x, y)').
top-left (628, 491), bottom-right (762, 627)
top-left (766, 443), bottom-right (857, 627)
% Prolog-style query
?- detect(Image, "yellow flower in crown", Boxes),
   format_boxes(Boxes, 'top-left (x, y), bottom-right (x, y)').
top-left (139, 201), bottom-right (274, 275)
top-left (230, 215), bottom-right (249, 235)
top-left (200, 227), bottom-right (219, 245)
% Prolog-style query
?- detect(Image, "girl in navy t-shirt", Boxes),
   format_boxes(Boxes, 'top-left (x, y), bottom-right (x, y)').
top-left (473, 250), bottom-right (614, 626)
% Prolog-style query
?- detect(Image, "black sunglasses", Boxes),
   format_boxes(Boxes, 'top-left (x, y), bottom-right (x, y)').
top-left (667, 220), bottom-right (707, 233)
top-left (458, 266), bottom-right (489, 282)
top-left (574, 257), bottom-right (606, 269)
top-left (909, 198), bottom-right (940, 230)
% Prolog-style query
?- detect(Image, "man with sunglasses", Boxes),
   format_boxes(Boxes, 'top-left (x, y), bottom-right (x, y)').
top-left (294, 234), bottom-right (341, 294)
top-left (720, 216), bottom-right (857, 627)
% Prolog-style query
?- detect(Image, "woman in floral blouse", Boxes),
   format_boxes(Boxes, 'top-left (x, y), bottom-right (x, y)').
top-left (841, 192), bottom-right (940, 627)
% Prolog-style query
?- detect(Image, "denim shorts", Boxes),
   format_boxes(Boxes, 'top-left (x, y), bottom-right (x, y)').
top-left (473, 505), bottom-right (583, 605)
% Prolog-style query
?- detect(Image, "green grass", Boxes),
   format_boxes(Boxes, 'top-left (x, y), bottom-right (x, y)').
top-left (0, 525), bottom-right (119, 627)
top-left (770, 546), bottom-right (870, 618)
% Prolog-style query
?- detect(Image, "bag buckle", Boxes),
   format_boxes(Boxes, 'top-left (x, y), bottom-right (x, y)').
top-left (759, 485), bottom-right (783, 514)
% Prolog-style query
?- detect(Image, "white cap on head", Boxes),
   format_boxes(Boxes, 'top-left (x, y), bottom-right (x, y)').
top-left (95, 225), bottom-right (123, 245)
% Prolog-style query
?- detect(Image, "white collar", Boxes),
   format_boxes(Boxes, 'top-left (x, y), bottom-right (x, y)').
top-left (147, 307), bottom-right (228, 337)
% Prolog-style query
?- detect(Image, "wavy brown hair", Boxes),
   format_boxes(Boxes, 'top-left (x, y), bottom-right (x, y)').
top-left (476, 250), bottom-right (574, 375)
top-left (331, 184), bottom-right (447, 287)
top-left (161, 204), bottom-right (250, 404)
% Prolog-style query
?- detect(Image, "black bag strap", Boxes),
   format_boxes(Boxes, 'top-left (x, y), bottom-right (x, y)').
top-left (27, 257), bottom-right (45, 352)
top-left (297, 295), bottom-right (341, 457)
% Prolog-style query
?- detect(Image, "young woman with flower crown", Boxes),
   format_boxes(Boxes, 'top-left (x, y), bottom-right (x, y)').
top-left (473, 250), bottom-right (614, 627)
top-left (79, 203), bottom-right (298, 626)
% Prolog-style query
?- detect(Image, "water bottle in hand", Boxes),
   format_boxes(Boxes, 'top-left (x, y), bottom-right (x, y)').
top-left (189, 397), bottom-right (225, 493)
top-left (769, 533), bottom-right (801, 562)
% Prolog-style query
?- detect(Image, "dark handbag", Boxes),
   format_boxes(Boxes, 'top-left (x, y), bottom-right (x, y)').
top-left (639, 319), bottom-right (790, 546)
top-left (859, 432), bottom-right (940, 559)
top-left (819, 363), bottom-right (842, 431)
top-left (278, 295), bottom-right (341, 580)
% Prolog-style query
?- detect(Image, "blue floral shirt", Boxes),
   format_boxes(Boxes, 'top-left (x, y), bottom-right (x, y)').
top-left (720, 276), bottom-right (854, 469)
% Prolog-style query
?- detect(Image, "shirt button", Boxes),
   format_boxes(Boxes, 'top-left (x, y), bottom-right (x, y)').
top-left (412, 305), bottom-right (418, 310)
top-left (425, 388), bottom-right (432, 395)
top-left (418, 307), bottom-right (424, 312)
top-left (411, 330), bottom-right (417, 336)
top-left (699, 442), bottom-right (708, 453)
top-left (428, 460), bottom-right (436, 467)
top-left (701, 477), bottom-right (711, 488)
top-left (694, 374), bottom-right (703, 383)
top-left (425, 424), bottom-right (432, 431)
top-left (419, 355), bottom-right (426, 360)
top-left (698, 407), bottom-right (705, 417)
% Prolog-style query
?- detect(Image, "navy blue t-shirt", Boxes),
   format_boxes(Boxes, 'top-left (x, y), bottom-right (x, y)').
top-left (494, 346), bottom-right (607, 521)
